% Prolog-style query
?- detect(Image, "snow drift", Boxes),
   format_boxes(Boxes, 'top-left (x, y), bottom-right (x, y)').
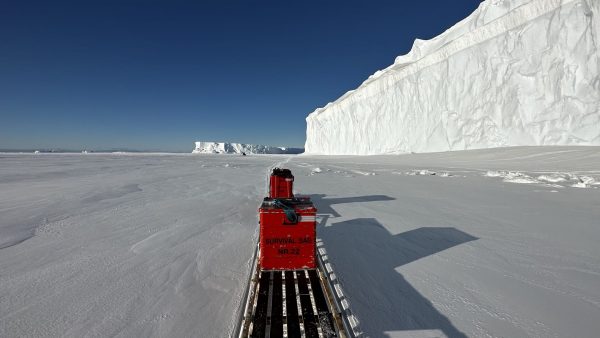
top-left (192, 142), bottom-right (303, 154)
top-left (305, 0), bottom-right (600, 155)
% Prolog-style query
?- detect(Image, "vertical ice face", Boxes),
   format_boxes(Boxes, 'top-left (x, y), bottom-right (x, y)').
top-left (305, 0), bottom-right (600, 155)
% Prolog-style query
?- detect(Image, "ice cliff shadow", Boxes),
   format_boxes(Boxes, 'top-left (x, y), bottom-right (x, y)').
top-left (308, 194), bottom-right (395, 219)
top-left (320, 218), bottom-right (477, 338)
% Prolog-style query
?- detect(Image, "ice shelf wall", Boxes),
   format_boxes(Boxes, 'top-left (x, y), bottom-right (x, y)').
top-left (305, 0), bottom-right (600, 155)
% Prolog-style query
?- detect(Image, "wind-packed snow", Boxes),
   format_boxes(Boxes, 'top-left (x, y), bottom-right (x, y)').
top-left (305, 0), bottom-right (600, 155)
top-left (0, 153), bottom-right (283, 337)
top-left (193, 141), bottom-right (303, 154)
top-left (1, 147), bottom-right (599, 337)
top-left (291, 146), bottom-right (600, 337)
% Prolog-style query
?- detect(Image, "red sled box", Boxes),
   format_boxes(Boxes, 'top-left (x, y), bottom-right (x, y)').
top-left (269, 168), bottom-right (294, 199)
top-left (259, 198), bottom-right (316, 270)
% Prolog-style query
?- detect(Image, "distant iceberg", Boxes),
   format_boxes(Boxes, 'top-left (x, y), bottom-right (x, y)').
top-left (192, 142), bottom-right (304, 154)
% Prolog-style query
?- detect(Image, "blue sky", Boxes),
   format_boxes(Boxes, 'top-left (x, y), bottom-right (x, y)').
top-left (1, 0), bottom-right (480, 152)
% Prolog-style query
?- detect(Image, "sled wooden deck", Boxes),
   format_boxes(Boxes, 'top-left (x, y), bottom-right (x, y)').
top-left (239, 268), bottom-right (344, 338)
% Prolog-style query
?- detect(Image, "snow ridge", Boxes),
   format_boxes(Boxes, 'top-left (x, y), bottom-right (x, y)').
top-left (305, 0), bottom-right (600, 155)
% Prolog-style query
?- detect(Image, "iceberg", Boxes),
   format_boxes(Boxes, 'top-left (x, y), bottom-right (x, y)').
top-left (192, 142), bottom-right (303, 154)
top-left (305, 0), bottom-right (600, 155)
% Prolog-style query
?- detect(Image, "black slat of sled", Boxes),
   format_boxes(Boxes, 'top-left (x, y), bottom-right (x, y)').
top-left (297, 270), bottom-right (319, 338)
top-left (251, 271), bottom-right (270, 338)
top-left (308, 269), bottom-right (337, 337)
top-left (270, 272), bottom-right (283, 337)
top-left (284, 271), bottom-right (301, 338)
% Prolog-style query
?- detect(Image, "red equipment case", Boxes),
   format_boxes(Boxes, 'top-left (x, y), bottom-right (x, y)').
top-left (259, 198), bottom-right (316, 270)
top-left (269, 168), bottom-right (294, 199)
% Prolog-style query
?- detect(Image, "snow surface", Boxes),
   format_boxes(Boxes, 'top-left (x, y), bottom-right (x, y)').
top-left (193, 141), bottom-right (303, 154)
top-left (305, 0), bottom-right (600, 155)
top-left (0, 153), bottom-right (286, 337)
top-left (1, 147), bottom-right (600, 337)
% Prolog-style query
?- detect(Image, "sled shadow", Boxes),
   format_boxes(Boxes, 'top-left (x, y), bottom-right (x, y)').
top-left (309, 194), bottom-right (395, 219)
top-left (320, 218), bottom-right (477, 338)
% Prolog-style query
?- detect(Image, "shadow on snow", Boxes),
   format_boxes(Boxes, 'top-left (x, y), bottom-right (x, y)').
top-left (310, 194), bottom-right (477, 338)
top-left (309, 194), bottom-right (395, 219)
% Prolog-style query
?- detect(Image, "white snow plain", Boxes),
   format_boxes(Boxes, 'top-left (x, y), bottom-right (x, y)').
top-left (0, 153), bottom-right (282, 337)
top-left (305, 0), bottom-right (600, 155)
top-left (1, 146), bottom-right (600, 337)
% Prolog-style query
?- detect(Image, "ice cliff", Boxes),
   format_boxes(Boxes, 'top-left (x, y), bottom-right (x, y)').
top-left (192, 142), bottom-right (303, 154)
top-left (305, 0), bottom-right (600, 155)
